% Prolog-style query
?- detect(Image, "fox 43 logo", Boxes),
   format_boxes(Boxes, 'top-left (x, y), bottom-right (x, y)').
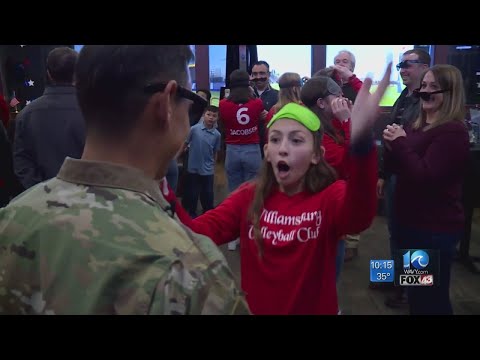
top-left (395, 249), bottom-right (439, 287)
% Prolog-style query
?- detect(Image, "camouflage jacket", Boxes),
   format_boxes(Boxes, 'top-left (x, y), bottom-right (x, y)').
top-left (0, 158), bottom-right (249, 315)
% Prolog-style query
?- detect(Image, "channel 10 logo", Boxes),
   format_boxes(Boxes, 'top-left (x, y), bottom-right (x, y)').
top-left (404, 250), bottom-right (429, 270)
top-left (395, 249), bottom-right (438, 287)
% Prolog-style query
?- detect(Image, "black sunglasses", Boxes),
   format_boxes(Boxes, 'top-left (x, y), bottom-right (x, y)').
top-left (144, 82), bottom-right (208, 114)
top-left (412, 88), bottom-right (451, 101)
top-left (396, 60), bottom-right (427, 71)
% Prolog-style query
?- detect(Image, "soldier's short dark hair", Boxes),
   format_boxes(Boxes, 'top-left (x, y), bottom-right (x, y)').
top-left (75, 45), bottom-right (194, 139)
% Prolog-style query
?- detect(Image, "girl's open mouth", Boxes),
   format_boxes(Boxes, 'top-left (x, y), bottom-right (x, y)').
top-left (277, 161), bottom-right (290, 174)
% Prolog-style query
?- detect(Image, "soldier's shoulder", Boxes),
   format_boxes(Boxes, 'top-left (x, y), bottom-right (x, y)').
top-left (1, 179), bottom-right (160, 240)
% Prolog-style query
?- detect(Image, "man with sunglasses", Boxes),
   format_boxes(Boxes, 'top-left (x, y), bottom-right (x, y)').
top-left (0, 45), bottom-right (249, 315)
top-left (375, 48), bottom-right (430, 308)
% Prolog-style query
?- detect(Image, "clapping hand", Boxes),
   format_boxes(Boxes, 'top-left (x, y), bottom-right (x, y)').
top-left (383, 124), bottom-right (406, 142)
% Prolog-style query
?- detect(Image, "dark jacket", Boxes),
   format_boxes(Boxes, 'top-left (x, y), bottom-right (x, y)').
top-left (254, 85), bottom-right (279, 154)
top-left (253, 85), bottom-right (279, 112)
top-left (0, 122), bottom-right (24, 206)
top-left (13, 86), bottom-right (86, 189)
top-left (378, 88), bottom-right (421, 180)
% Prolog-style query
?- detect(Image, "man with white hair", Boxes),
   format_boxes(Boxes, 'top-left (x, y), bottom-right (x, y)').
top-left (333, 49), bottom-right (363, 261)
top-left (333, 50), bottom-right (362, 103)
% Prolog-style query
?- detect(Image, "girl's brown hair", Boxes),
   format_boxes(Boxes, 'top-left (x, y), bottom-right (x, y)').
top-left (247, 126), bottom-right (337, 258)
top-left (272, 72), bottom-right (303, 113)
top-left (301, 76), bottom-right (344, 144)
top-left (228, 69), bottom-right (255, 104)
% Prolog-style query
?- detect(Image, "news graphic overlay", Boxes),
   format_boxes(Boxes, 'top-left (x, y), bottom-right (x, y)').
top-left (370, 260), bottom-right (394, 283)
top-left (394, 249), bottom-right (439, 287)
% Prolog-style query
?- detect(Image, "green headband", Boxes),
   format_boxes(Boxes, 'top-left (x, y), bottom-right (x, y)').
top-left (267, 103), bottom-right (321, 132)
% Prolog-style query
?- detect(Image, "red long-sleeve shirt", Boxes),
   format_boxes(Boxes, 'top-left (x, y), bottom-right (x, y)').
top-left (324, 119), bottom-right (351, 180)
top-left (347, 74), bottom-right (363, 93)
top-left (172, 146), bottom-right (377, 315)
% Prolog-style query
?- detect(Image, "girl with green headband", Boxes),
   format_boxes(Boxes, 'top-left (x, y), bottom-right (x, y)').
top-left (163, 64), bottom-right (393, 315)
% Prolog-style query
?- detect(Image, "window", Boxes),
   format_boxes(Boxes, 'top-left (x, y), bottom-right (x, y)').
top-left (326, 45), bottom-right (415, 106)
top-left (209, 45), bottom-right (226, 106)
top-left (257, 45), bottom-right (312, 90)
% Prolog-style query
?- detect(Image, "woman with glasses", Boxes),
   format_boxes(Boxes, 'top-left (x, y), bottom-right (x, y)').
top-left (383, 64), bottom-right (470, 315)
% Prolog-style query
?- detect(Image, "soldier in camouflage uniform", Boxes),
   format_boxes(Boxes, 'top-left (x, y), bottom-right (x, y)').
top-left (0, 45), bottom-right (250, 315)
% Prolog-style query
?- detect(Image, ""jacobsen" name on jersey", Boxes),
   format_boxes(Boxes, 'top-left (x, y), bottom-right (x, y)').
top-left (230, 126), bottom-right (258, 136)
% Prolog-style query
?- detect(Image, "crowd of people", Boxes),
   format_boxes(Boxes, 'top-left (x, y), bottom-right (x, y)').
top-left (0, 45), bottom-right (471, 315)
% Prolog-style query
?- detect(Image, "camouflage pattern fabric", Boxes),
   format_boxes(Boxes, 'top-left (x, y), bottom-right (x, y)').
top-left (0, 158), bottom-right (249, 315)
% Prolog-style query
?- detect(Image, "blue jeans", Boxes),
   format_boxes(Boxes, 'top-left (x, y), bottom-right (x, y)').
top-left (225, 144), bottom-right (262, 192)
top-left (397, 226), bottom-right (461, 315)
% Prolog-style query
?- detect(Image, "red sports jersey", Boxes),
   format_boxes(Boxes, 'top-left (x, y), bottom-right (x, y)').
top-left (219, 98), bottom-right (264, 145)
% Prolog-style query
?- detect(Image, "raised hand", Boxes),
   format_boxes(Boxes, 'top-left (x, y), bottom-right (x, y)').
top-left (333, 65), bottom-right (354, 82)
top-left (330, 97), bottom-right (352, 122)
top-left (350, 62), bottom-right (392, 144)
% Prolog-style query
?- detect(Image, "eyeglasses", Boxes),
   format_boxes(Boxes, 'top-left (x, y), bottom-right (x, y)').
top-left (396, 60), bottom-right (427, 71)
top-left (144, 82), bottom-right (208, 115)
top-left (412, 88), bottom-right (451, 101)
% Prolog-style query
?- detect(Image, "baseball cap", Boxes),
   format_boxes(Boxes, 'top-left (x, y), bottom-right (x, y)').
top-left (300, 76), bottom-right (343, 108)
